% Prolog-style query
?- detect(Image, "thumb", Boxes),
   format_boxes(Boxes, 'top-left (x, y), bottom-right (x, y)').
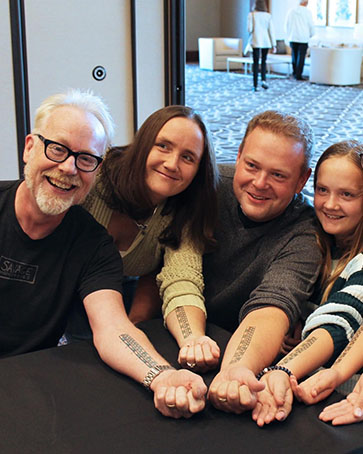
top-left (247, 374), bottom-right (265, 392)
top-left (271, 381), bottom-right (289, 406)
top-left (191, 378), bottom-right (207, 399)
top-left (212, 343), bottom-right (221, 357)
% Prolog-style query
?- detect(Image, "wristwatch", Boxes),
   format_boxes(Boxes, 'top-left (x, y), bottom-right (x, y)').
top-left (142, 365), bottom-right (175, 391)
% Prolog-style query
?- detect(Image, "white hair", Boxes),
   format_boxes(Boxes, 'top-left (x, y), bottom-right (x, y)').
top-left (33, 89), bottom-right (114, 151)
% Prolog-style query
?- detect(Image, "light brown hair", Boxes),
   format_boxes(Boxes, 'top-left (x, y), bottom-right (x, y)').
top-left (239, 110), bottom-right (314, 174)
top-left (314, 140), bottom-right (363, 303)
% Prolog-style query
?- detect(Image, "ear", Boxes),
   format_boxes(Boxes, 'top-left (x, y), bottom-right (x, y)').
top-left (23, 134), bottom-right (35, 164)
top-left (296, 167), bottom-right (312, 194)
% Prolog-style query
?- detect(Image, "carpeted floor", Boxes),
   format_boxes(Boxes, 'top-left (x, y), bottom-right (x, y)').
top-left (185, 63), bottom-right (363, 199)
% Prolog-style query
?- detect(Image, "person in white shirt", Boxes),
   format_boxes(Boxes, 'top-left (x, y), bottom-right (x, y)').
top-left (285, 0), bottom-right (315, 80)
top-left (247, 0), bottom-right (276, 92)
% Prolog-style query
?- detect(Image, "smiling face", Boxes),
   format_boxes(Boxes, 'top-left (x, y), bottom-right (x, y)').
top-left (144, 117), bottom-right (204, 205)
top-left (314, 156), bottom-right (363, 245)
top-left (23, 105), bottom-right (106, 216)
top-left (233, 127), bottom-right (311, 222)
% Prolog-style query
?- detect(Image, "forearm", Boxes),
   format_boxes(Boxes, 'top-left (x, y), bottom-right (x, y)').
top-left (331, 325), bottom-right (363, 383)
top-left (84, 290), bottom-right (171, 385)
top-left (166, 306), bottom-right (206, 347)
top-left (221, 307), bottom-right (289, 374)
top-left (278, 328), bottom-right (334, 379)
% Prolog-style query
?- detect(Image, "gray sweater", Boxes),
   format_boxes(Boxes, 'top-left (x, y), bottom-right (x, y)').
top-left (203, 165), bottom-right (321, 332)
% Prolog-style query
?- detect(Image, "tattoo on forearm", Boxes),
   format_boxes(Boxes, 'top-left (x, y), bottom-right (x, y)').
top-left (229, 326), bottom-right (256, 364)
top-left (119, 334), bottom-right (158, 368)
top-left (335, 325), bottom-right (363, 365)
top-left (279, 336), bottom-right (317, 366)
top-left (176, 307), bottom-right (193, 339)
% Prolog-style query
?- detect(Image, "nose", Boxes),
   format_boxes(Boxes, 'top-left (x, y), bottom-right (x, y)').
top-left (253, 171), bottom-right (269, 190)
top-left (57, 155), bottom-right (78, 175)
top-left (163, 152), bottom-right (179, 171)
top-left (323, 193), bottom-right (340, 210)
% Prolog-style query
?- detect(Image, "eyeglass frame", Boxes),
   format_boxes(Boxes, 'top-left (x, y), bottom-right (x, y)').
top-left (34, 134), bottom-right (103, 172)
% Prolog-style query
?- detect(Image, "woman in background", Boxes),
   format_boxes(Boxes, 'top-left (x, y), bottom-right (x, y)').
top-left (247, 0), bottom-right (276, 92)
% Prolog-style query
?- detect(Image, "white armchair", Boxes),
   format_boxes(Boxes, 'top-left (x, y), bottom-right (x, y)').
top-left (310, 46), bottom-right (363, 85)
top-left (198, 37), bottom-right (242, 70)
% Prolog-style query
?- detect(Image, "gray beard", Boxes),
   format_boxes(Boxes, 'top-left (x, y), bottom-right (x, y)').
top-left (24, 164), bottom-right (76, 216)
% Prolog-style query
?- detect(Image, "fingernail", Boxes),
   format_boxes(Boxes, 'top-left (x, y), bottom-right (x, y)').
top-left (354, 408), bottom-right (362, 417)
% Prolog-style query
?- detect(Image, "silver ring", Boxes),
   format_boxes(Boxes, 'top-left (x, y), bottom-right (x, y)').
top-left (167, 403), bottom-right (176, 408)
top-left (218, 397), bottom-right (227, 402)
top-left (186, 362), bottom-right (196, 368)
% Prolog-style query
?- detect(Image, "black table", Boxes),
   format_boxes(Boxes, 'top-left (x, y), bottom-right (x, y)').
top-left (0, 320), bottom-right (362, 454)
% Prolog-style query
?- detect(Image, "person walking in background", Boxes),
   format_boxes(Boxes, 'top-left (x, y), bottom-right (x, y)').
top-left (285, 0), bottom-right (315, 81)
top-left (248, 0), bottom-right (276, 92)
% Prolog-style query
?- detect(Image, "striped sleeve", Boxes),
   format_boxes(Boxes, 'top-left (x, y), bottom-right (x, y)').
top-left (302, 253), bottom-right (363, 359)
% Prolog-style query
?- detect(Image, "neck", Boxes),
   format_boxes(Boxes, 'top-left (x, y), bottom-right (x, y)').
top-left (15, 182), bottom-right (66, 239)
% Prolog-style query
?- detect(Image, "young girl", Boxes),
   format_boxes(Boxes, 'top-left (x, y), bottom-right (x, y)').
top-left (67, 105), bottom-right (221, 371)
top-left (252, 140), bottom-right (363, 427)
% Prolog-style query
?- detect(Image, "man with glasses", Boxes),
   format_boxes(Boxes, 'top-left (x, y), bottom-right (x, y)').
top-left (0, 89), bottom-right (207, 418)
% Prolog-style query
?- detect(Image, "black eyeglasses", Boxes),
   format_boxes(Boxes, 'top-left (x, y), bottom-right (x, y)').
top-left (35, 134), bottom-right (103, 172)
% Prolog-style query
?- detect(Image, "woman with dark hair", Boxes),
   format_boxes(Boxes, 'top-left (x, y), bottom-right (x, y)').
top-left (251, 140), bottom-right (363, 426)
top-left (82, 105), bottom-right (221, 370)
top-left (248, 0), bottom-right (276, 91)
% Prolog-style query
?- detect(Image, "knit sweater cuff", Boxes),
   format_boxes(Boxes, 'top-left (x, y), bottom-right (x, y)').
top-left (162, 281), bottom-right (206, 320)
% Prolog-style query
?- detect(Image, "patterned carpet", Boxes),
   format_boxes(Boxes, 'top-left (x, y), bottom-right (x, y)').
top-left (185, 63), bottom-right (363, 200)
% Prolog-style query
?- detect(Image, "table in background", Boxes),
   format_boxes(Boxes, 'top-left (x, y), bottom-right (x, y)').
top-left (226, 55), bottom-right (292, 77)
top-left (0, 320), bottom-right (362, 454)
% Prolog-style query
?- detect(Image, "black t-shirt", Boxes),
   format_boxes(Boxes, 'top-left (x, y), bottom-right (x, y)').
top-left (0, 181), bottom-right (123, 357)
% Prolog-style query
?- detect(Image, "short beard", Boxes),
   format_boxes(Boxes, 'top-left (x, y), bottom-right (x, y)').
top-left (24, 161), bottom-right (80, 216)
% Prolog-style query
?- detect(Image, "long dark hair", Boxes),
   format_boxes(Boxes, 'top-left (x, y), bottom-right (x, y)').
top-left (314, 140), bottom-right (363, 303)
top-left (254, 0), bottom-right (268, 12)
top-left (97, 105), bottom-right (219, 251)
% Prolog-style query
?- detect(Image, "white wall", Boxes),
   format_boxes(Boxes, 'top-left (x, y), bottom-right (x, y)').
top-left (0, 2), bottom-right (19, 180)
top-left (24, 0), bottom-right (134, 147)
top-left (186, 0), bottom-right (221, 50)
top-left (134, 0), bottom-right (165, 128)
top-left (2, 0), bottom-right (167, 177)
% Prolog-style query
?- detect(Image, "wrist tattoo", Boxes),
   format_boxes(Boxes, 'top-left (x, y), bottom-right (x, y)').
top-left (230, 326), bottom-right (255, 364)
top-left (279, 336), bottom-right (317, 366)
top-left (335, 325), bottom-right (363, 365)
top-left (119, 333), bottom-right (158, 368)
top-left (175, 307), bottom-right (193, 339)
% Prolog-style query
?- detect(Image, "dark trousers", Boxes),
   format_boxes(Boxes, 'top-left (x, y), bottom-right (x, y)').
top-left (290, 42), bottom-right (308, 79)
top-left (252, 47), bottom-right (269, 87)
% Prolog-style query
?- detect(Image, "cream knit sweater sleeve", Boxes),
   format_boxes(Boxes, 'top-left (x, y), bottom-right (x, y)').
top-left (158, 233), bottom-right (206, 320)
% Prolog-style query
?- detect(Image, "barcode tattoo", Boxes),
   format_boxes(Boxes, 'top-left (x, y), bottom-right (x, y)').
top-left (119, 333), bottom-right (158, 368)
top-left (230, 326), bottom-right (256, 364)
top-left (176, 307), bottom-right (193, 339)
top-left (279, 336), bottom-right (317, 366)
top-left (335, 325), bottom-right (363, 365)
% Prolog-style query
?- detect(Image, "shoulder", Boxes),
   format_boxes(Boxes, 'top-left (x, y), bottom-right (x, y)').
top-left (341, 253), bottom-right (363, 279)
top-left (67, 205), bottom-right (110, 236)
top-left (274, 194), bottom-right (316, 237)
top-left (217, 164), bottom-right (235, 197)
top-left (0, 180), bottom-right (20, 193)
top-left (218, 163), bottom-right (235, 179)
top-left (289, 193), bottom-right (315, 219)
